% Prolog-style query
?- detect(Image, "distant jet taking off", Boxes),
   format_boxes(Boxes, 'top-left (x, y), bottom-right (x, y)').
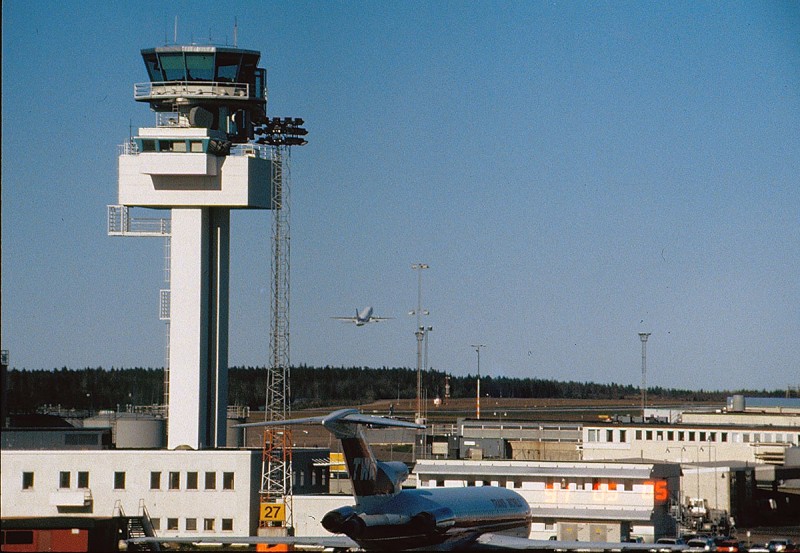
top-left (332, 306), bottom-right (392, 326)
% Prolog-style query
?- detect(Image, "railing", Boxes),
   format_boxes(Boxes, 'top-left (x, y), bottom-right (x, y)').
top-left (118, 140), bottom-right (271, 159)
top-left (118, 140), bottom-right (139, 156)
top-left (108, 205), bottom-right (171, 236)
top-left (134, 81), bottom-right (258, 100)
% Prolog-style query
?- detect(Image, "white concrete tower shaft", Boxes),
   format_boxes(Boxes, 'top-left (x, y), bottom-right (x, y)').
top-left (169, 208), bottom-right (230, 449)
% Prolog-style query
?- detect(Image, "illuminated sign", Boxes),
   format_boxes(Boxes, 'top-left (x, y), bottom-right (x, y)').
top-left (643, 480), bottom-right (669, 503)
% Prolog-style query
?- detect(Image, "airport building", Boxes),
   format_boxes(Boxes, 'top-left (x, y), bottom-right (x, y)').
top-left (0, 443), bottom-right (329, 540)
top-left (414, 459), bottom-right (680, 542)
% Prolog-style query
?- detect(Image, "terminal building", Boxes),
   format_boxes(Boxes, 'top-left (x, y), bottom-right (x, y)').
top-left (414, 459), bottom-right (680, 542)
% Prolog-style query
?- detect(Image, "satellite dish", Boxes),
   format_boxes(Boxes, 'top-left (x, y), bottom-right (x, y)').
top-left (188, 106), bottom-right (213, 128)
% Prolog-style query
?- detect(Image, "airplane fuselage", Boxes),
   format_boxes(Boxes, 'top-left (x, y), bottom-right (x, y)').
top-left (328, 485), bottom-right (532, 551)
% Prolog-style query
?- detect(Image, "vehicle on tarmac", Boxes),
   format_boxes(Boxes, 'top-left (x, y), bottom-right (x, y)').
top-left (686, 537), bottom-right (717, 552)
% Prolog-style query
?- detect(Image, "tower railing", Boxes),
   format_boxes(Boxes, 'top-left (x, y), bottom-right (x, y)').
top-left (134, 81), bottom-right (260, 101)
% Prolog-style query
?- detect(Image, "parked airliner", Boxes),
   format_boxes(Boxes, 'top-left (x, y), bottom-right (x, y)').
top-left (127, 409), bottom-right (688, 551)
top-left (332, 306), bottom-right (392, 326)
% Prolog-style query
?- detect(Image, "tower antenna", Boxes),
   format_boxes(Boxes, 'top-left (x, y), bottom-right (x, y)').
top-left (234, 17), bottom-right (238, 47)
top-left (173, 16), bottom-right (178, 44)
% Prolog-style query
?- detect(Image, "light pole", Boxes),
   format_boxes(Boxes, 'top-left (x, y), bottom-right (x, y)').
top-left (638, 332), bottom-right (651, 419)
top-left (410, 263), bottom-right (429, 424)
top-left (701, 446), bottom-right (718, 511)
top-left (423, 326), bottom-right (433, 419)
top-left (471, 344), bottom-right (485, 419)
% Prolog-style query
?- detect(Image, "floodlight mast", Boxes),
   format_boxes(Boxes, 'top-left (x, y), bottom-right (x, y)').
top-left (410, 263), bottom-right (429, 425)
top-left (471, 344), bottom-right (485, 419)
top-left (639, 332), bottom-right (651, 419)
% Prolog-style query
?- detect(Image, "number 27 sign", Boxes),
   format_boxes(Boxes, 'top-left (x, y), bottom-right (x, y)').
top-left (260, 503), bottom-right (286, 521)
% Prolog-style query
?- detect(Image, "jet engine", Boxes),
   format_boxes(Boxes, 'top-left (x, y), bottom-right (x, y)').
top-left (410, 507), bottom-right (456, 534)
top-left (321, 505), bottom-right (455, 540)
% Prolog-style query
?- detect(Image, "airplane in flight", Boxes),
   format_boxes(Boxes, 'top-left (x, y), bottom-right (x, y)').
top-left (332, 306), bottom-right (393, 326)
top-left (126, 409), bottom-right (688, 551)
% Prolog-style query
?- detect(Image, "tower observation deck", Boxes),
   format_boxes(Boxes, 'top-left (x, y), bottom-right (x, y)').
top-left (136, 45), bottom-right (267, 144)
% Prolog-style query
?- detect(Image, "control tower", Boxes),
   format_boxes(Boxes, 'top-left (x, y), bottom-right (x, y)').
top-left (117, 45), bottom-right (273, 450)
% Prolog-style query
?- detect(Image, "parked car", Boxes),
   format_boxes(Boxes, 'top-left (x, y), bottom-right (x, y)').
top-left (767, 540), bottom-right (795, 553)
top-left (715, 539), bottom-right (740, 553)
top-left (687, 537), bottom-right (717, 552)
top-left (658, 538), bottom-right (688, 545)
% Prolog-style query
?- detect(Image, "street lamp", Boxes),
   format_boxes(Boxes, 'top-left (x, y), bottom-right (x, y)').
top-left (471, 344), bottom-right (485, 419)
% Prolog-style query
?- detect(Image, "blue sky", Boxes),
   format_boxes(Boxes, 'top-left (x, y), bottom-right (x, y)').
top-left (2, 1), bottom-right (799, 391)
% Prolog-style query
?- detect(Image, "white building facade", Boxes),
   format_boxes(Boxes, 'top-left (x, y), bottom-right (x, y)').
top-left (414, 459), bottom-right (680, 543)
top-left (1, 449), bottom-right (261, 539)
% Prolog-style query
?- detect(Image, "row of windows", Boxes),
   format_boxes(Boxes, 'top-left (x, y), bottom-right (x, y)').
top-left (21, 470), bottom-right (235, 491)
top-left (151, 517), bottom-right (234, 532)
top-left (151, 471), bottom-right (234, 491)
top-left (587, 428), bottom-right (800, 445)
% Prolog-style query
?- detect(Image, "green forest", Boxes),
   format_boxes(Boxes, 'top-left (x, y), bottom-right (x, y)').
top-left (3, 365), bottom-right (786, 415)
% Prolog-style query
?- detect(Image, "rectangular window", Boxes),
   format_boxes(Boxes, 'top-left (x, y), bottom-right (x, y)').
top-left (22, 472), bottom-right (34, 490)
top-left (588, 429), bottom-right (597, 442)
top-left (4, 531), bottom-right (34, 545)
top-left (635, 430), bottom-right (642, 440)
top-left (606, 429), bottom-right (614, 442)
top-left (646, 430), bottom-right (653, 441)
top-left (721, 432), bottom-right (728, 443)
top-left (114, 472), bottom-right (126, 490)
top-left (710, 432), bottom-right (716, 442)
top-left (678, 431), bottom-right (685, 441)
top-left (205, 472), bottom-right (216, 490)
top-left (150, 518), bottom-right (160, 531)
top-left (688, 431), bottom-right (696, 442)
top-left (619, 430), bottom-right (627, 442)
top-left (204, 518), bottom-right (215, 531)
top-left (169, 471), bottom-right (180, 490)
top-left (186, 518), bottom-right (197, 531)
top-left (743, 433), bottom-right (750, 443)
top-left (656, 431), bottom-right (664, 441)
top-left (667, 431), bottom-right (674, 441)
top-left (222, 519), bottom-right (233, 531)
top-left (78, 471), bottom-right (89, 488)
top-left (187, 472), bottom-right (198, 490)
top-left (150, 472), bottom-right (161, 490)
top-left (167, 518), bottom-right (179, 531)
top-left (700, 431), bottom-right (706, 441)
top-left (60, 471), bottom-right (71, 489)
top-left (223, 472), bottom-right (234, 490)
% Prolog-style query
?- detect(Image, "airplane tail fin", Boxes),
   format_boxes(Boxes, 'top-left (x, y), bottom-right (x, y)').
top-left (237, 409), bottom-right (423, 502)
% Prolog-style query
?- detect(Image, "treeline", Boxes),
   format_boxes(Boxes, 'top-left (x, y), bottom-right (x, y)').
top-left (3, 365), bottom-right (783, 414)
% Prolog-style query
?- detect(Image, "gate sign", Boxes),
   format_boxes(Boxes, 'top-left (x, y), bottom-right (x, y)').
top-left (260, 502), bottom-right (286, 522)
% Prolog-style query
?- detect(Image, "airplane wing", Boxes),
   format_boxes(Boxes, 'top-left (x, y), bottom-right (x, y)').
top-left (127, 532), bottom-right (688, 552)
top-left (474, 533), bottom-right (688, 551)
top-left (126, 534), bottom-right (359, 550)
top-left (331, 316), bottom-right (359, 322)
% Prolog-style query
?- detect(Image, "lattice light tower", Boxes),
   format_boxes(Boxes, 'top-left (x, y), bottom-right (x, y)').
top-left (256, 117), bottom-right (307, 536)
